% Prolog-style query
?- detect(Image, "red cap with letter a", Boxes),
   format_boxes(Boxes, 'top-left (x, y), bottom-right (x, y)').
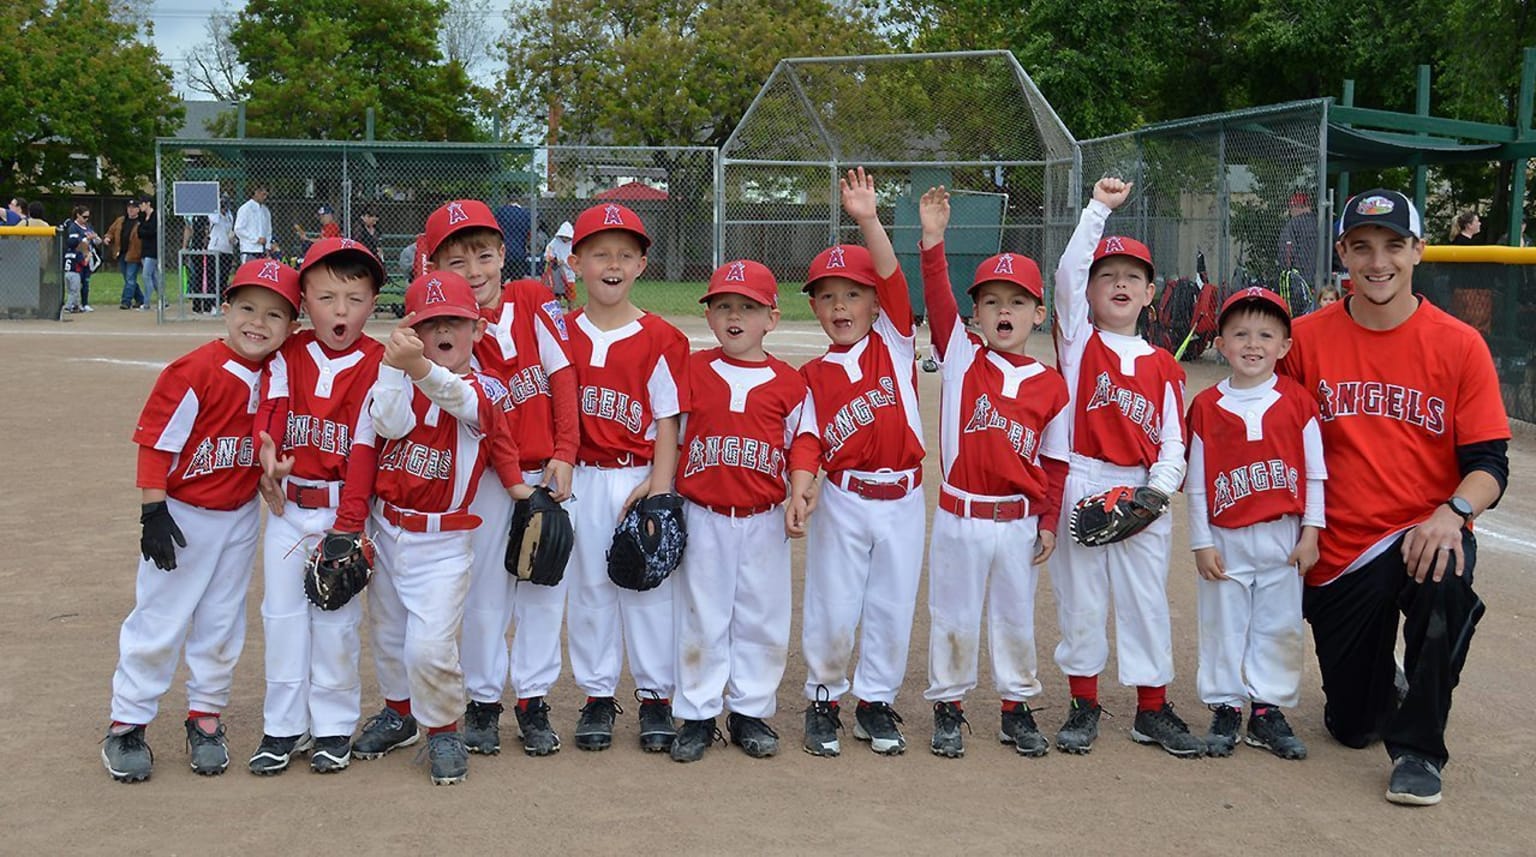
top-left (701, 259), bottom-right (778, 307)
top-left (298, 236), bottom-right (386, 291)
top-left (1217, 285), bottom-right (1291, 328)
top-left (571, 202), bottom-right (651, 252)
top-left (229, 258), bottom-right (301, 314)
top-left (970, 252), bottom-right (1044, 300)
top-left (1091, 235), bottom-right (1155, 279)
top-left (404, 271), bottom-right (480, 323)
top-left (802, 243), bottom-right (878, 293)
top-left (422, 199), bottom-right (501, 261)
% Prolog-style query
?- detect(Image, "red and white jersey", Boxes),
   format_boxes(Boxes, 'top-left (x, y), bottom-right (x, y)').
top-left (568, 311), bottom-right (689, 463)
top-left (369, 364), bottom-right (517, 514)
top-left (472, 279), bottom-right (573, 466)
top-left (1280, 297), bottom-right (1509, 584)
top-left (1047, 200), bottom-right (1186, 483)
top-left (676, 349), bottom-right (806, 509)
top-left (265, 330), bottom-right (384, 482)
top-left (133, 339), bottom-right (268, 511)
top-left (1186, 375), bottom-right (1325, 530)
top-left (796, 269), bottom-right (925, 474)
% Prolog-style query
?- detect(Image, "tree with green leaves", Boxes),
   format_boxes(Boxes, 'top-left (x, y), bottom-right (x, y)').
top-left (0, 0), bottom-right (182, 196)
top-left (222, 0), bottom-right (481, 141)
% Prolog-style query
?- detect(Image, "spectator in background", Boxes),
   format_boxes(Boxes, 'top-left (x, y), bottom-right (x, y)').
top-left (1449, 211), bottom-right (1481, 245)
top-left (494, 199), bottom-right (531, 279)
top-left (235, 184), bottom-right (275, 262)
top-left (355, 207), bottom-right (382, 261)
top-left (543, 220), bottom-right (576, 309)
top-left (293, 203), bottom-right (341, 261)
top-left (19, 201), bottom-right (49, 226)
top-left (63, 205), bottom-right (99, 314)
top-left (105, 199), bottom-right (145, 309)
top-left (5, 197), bottom-right (24, 225)
top-left (1277, 192), bottom-right (1319, 279)
top-left (138, 197), bottom-right (162, 311)
top-left (206, 195), bottom-right (236, 307)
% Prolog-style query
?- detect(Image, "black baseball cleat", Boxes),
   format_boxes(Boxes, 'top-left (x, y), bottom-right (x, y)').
top-left (514, 697), bottom-right (562, 756)
top-left (726, 713), bottom-right (780, 759)
top-left (1245, 705), bottom-right (1307, 760)
top-left (102, 724), bottom-right (154, 783)
top-left (999, 704), bottom-right (1049, 757)
top-left (1204, 704), bottom-right (1242, 758)
top-left (853, 700), bottom-right (906, 755)
top-left (574, 697), bottom-right (622, 751)
top-left (670, 718), bottom-right (723, 763)
top-left (1055, 697), bottom-right (1103, 755)
top-left (248, 732), bottom-right (313, 775)
top-left (636, 689), bottom-right (677, 753)
top-left (185, 716), bottom-right (231, 775)
top-left (802, 685), bottom-right (843, 757)
top-left (353, 708), bottom-right (420, 759)
top-left (462, 700), bottom-right (503, 755)
top-left (930, 701), bottom-right (968, 759)
top-left (309, 736), bottom-right (351, 773)
top-left (1130, 703), bottom-right (1206, 757)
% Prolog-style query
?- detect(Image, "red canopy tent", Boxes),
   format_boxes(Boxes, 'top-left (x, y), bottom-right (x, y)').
top-left (594, 181), bottom-right (669, 201)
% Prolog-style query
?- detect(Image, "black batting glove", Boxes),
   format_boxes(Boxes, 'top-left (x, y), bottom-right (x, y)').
top-left (140, 501), bottom-right (187, 571)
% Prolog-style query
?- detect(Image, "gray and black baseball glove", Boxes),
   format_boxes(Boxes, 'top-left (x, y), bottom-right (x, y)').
top-left (606, 493), bottom-right (687, 592)
top-left (1068, 486), bottom-right (1170, 547)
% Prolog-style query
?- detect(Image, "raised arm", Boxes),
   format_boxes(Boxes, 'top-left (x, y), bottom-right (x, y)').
top-left (917, 186), bottom-right (962, 358)
top-left (843, 168), bottom-right (914, 333)
top-left (1055, 178), bottom-right (1133, 343)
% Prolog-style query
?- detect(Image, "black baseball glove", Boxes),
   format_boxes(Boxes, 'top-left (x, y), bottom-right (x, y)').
top-left (1068, 486), bottom-right (1170, 547)
top-left (607, 493), bottom-right (687, 592)
top-left (505, 486), bottom-right (574, 586)
top-left (304, 531), bottom-right (374, 611)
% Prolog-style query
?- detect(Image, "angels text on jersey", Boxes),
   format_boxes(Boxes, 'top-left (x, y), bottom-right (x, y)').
top-left (821, 375), bottom-right (898, 454)
top-left (963, 393), bottom-right (1041, 461)
top-left (1084, 371), bottom-right (1163, 444)
top-left (1211, 459), bottom-right (1300, 519)
top-left (1315, 379), bottom-right (1446, 436)
top-left (683, 434), bottom-right (786, 479)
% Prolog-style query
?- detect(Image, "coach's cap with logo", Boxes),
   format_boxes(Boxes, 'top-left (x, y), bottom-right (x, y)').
top-left (404, 270), bottom-right (480, 323)
top-left (701, 259), bottom-right (779, 307)
top-left (1217, 285), bottom-right (1291, 329)
top-left (571, 202), bottom-right (651, 252)
top-left (970, 251), bottom-right (1044, 300)
top-left (298, 236), bottom-right (386, 291)
top-left (229, 258), bottom-right (301, 314)
top-left (422, 199), bottom-right (501, 260)
top-left (1337, 188), bottom-right (1423, 240)
top-left (317, 204), bottom-right (335, 216)
top-left (1091, 235), bottom-right (1155, 279)
top-left (802, 243), bottom-right (878, 293)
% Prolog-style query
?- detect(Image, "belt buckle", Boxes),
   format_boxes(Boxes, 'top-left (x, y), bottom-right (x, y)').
top-left (991, 501), bottom-right (1007, 521)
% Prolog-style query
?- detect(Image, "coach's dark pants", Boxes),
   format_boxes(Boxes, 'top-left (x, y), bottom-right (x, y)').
top-left (1302, 528), bottom-right (1484, 768)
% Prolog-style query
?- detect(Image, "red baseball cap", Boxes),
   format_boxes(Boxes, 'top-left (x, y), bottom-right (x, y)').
top-left (1218, 286), bottom-right (1291, 329)
top-left (404, 271), bottom-right (480, 323)
top-left (1288, 192), bottom-right (1311, 208)
top-left (298, 236), bottom-right (386, 291)
top-left (969, 252), bottom-right (1044, 300)
top-left (1092, 235), bottom-right (1155, 279)
top-left (571, 202), bottom-right (650, 252)
top-left (802, 244), bottom-right (878, 293)
top-left (228, 258), bottom-right (301, 314)
top-left (422, 199), bottom-right (501, 261)
top-left (701, 259), bottom-right (779, 307)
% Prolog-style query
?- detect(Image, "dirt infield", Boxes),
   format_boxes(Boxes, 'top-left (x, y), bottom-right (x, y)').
top-left (3, 310), bottom-right (1533, 856)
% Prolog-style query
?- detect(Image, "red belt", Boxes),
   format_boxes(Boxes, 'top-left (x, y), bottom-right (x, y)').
top-left (939, 490), bottom-right (1031, 522)
top-left (703, 502), bottom-right (778, 519)
top-left (380, 503), bottom-right (482, 533)
top-left (828, 470), bottom-right (920, 501)
top-left (520, 459), bottom-right (550, 473)
top-left (286, 481), bottom-right (339, 509)
top-left (578, 453), bottom-right (650, 469)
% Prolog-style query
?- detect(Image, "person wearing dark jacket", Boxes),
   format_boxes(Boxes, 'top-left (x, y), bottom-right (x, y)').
top-left (138, 197), bottom-right (162, 310)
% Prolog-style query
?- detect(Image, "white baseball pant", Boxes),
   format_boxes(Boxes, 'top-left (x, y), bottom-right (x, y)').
top-left (1197, 515), bottom-right (1305, 708)
top-left (673, 502), bottom-right (790, 721)
top-left (110, 497), bottom-right (260, 725)
top-left (259, 483), bottom-right (364, 738)
top-left (801, 479), bottom-right (925, 704)
top-left (365, 506), bottom-right (474, 730)
top-left (566, 464), bottom-right (674, 699)
top-left (1048, 454), bottom-right (1176, 688)
top-left (925, 500), bottom-right (1044, 704)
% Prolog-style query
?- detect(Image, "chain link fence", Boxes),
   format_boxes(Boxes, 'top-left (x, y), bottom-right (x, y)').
top-left (720, 51), bottom-right (1077, 314)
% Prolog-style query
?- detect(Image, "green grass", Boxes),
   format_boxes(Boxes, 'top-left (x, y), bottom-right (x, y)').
top-left (376, 279), bottom-right (818, 322)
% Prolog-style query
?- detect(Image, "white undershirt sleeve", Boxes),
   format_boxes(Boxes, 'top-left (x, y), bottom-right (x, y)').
top-left (1146, 380), bottom-right (1187, 496)
top-left (369, 366), bottom-right (416, 440)
top-left (1185, 431), bottom-right (1215, 550)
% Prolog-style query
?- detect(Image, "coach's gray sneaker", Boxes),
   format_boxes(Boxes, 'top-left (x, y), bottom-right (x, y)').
top-left (309, 736), bottom-right (351, 773)
top-left (802, 686), bottom-right (843, 757)
top-left (353, 707), bottom-right (420, 759)
top-left (636, 689), bottom-right (677, 753)
top-left (514, 697), bottom-right (562, 756)
top-left (574, 697), bottom-right (622, 751)
top-left (462, 700), bottom-right (503, 755)
top-left (930, 701), bottom-right (968, 759)
top-left (726, 713), bottom-right (780, 759)
top-left (185, 716), bottom-right (230, 775)
top-left (1130, 703), bottom-right (1206, 757)
top-left (670, 718), bottom-right (722, 763)
top-left (102, 724), bottom-right (153, 783)
top-left (1245, 705), bottom-right (1306, 760)
top-left (1386, 754), bottom-right (1442, 806)
top-left (853, 700), bottom-right (907, 755)
top-left (248, 732), bottom-right (313, 775)
top-left (1055, 697), bottom-right (1103, 754)
top-left (427, 731), bottom-right (469, 785)
top-left (999, 704), bottom-right (1049, 757)
top-left (1204, 704), bottom-right (1242, 758)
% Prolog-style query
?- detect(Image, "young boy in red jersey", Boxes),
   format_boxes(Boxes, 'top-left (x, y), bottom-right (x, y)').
top-left (359, 271), bottom-right (534, 786)
top-left (788, 168), bottom-right (926, 757)
top-left (416, 199), bottom-right (578, 758)
top-left (101, 259), bottom-right (301, 783)
top-left (1186, 287), bottom-right (1325, 761)
top-left (247, 237), bottom-right (387, 776)
top-left (669, 259), bottom-right (807, 763)
top-left (916, 187), bottom-right (1070, 759)
top-left (1044, 177), bottom-right (1201, 757)
top-left (563, 202), bottom-right (690, 753)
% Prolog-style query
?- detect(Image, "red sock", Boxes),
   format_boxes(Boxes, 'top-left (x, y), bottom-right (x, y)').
top-left (386, 698), bottom-right (411, 717)
top-left (1136, 685), bottom-right (1167, 713)
top-left (1000, 700), bottom-right (1022, 713)
top-left (517, 698), bottom-right (533, 711)
top-left (1068, 675), bottom-right (1098, 705)
top-left (428, 724), bottom-right (457, 736)
top-left (187, 709), bottom-right (220, 721)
